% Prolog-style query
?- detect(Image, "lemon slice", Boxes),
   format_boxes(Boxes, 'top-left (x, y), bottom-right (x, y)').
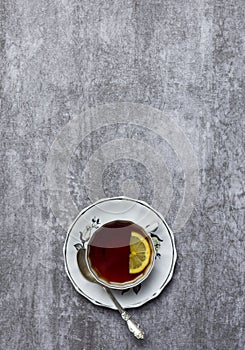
top-left (129, 231), bottom-right (151, 274)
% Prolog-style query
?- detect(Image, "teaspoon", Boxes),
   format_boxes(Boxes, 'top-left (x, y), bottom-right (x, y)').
top-left (75, 247), bottom-right (144, 339)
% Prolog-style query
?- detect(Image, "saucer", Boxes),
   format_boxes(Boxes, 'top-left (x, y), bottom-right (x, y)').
top-left (63, 196), bottom-right (177, 309)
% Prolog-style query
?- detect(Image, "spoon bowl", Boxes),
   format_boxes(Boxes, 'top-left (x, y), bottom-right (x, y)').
top-left (77, 248), bottom-right (97, 283)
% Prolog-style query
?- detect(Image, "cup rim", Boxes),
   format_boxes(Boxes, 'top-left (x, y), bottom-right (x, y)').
top-left (85, 219), bottom-right (156, 290)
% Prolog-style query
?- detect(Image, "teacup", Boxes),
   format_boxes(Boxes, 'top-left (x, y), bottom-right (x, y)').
top-left (85, 220), bottom-right (157, 290)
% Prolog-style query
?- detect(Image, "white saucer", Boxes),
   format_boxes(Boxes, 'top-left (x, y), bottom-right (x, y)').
top-left (63, 197), bottom-right (177, 309)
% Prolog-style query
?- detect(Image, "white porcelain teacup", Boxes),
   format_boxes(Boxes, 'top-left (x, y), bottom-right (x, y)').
top-left (84, 220), bottom-right (157, 290)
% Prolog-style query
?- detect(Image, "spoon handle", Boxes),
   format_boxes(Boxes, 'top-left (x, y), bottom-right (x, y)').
top-left (103, 287), bottom-right (144, 339)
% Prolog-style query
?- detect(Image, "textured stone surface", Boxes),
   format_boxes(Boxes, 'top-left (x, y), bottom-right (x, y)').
top-left (0, 1), bottom-right (244, 349)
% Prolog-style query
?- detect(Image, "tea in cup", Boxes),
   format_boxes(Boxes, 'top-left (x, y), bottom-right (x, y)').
top-left (85, 220), bottom-right (156, 289)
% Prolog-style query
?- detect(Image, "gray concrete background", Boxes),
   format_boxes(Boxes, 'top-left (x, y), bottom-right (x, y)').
top-left (0, 1), bottom-right (244, 349)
